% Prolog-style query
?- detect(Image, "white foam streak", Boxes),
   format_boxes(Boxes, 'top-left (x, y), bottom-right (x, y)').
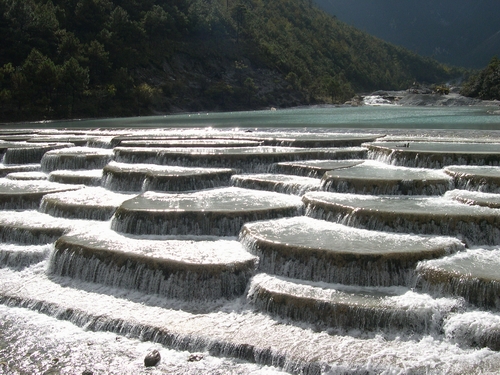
top-left (2, 267), bottom-right (500, 374)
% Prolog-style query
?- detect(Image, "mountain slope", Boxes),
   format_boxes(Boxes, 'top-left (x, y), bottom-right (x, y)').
top-left (315, 0), bottom-right (500, 69)
top-left (461, 56), bottom-right (500, 100)
top-left (0, 0), bottom-right (464, 121)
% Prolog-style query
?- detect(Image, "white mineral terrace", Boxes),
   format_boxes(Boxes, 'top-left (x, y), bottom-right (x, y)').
top-left (0, 178), bottom-right (82, 210)
top-left (0, 178), bottom-right (81, 195)
top-left (2, 142), bottom-right (74, 165)
top-left (248, 273), bottom-right (462, 333)
top-left (2, 127), bottom-right (500, 374)
top-left (40, 187), bottom-right (132, 220)
top-left (41, 146), bottom-right (114, 172)
top-left (417, 247), bottom-right (500, 309)
top-left (6, 171), bottom-right (48, 180)
top-left (369, 141), bottom-right (500, 154)
top-left (303, 191), bottom-right (500, 246)
top-left (102, 161), bottom-right (236, 192)
top-left (444, 165), bottom-right (500, 192)
top-left (56, 224), bottom-right (257, 265)
top-left (230, 173), bottom-right (321, 195)
top-left (273, 160), bottom-right (365, 177)
top-left (48, 169), bottom-right (104, 185)
top-left (117, 138), bottom-right (263, 148)
top-left (104, 160), bottom-right (235, 176)
top-left (303, 190), bottom-right (500, 216)
top-left (446, 189), bottom-right (500, 208)
top-left (240, 216), bottom-right (464, 286)
top-left (117, 187), bottom-right (303, 213)
top-left (368, 141), bottom-right (500, 168)
top-left (0, 163), bottom-right (41, 177)
top-left (321, 160), bottom-right (452, 195)
top-left (112, 145), bottom-right (367, 172)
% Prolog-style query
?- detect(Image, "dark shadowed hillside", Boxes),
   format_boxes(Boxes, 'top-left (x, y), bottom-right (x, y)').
top-left (461, 56), bottom-right (500, 100)
top-left (315, 0), bottom-right (500, 69)
top-left (0, 0), bottom-right (465, 122)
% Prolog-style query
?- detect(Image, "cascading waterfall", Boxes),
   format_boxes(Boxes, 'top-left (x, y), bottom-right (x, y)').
top-left (101, 161), bottom-right (236, 192)
top-left (2, 124), bottom-right (500, 374)
top-left (231, 174), bottom-right (321, 195)
top-left (367, 142), bottom-right (500, 169)
top-left (239, 216), bottom-right (464, 287)
top-left (302, 192), bottom-right (500, 247)
top-left (247, 273), bottom-right (464, 334)
top-left (46, 228), bottom-right (258, 300)
top-left (444, 165), bottom-right (500, 193)
top-left (2, 143), bottom-right (74, 165)
top-left (0, 243), bottom-right (53, 270)
top-left (110, 188), bottom-right (304, 237)
top-left (40, 147), bottom-right (114, 173)
top-left (48, 169), bottom-right (103, 186)
top-left (320, 160), bottom-right (454, 196)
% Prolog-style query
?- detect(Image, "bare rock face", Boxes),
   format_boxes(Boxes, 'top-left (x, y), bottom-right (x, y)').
top-left (144, 349), bottom-right (161, 367)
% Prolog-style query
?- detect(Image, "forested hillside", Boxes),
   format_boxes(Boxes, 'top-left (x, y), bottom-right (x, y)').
top-left (461, 56), bottom-right (500, 100)
top-left (315, 0), bottom-right (500, 69)
top-left (0, 0), bottom-right (464, 121)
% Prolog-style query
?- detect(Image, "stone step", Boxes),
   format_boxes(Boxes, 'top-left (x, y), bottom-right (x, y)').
top-left (49, 226), bottom-right (258, 300)
top-left (111, 187), bottom-right (303, 237)
top-left (445, 165), bottom-right (500, 193)
top-left (102, 161), bottom-right (235, 192)
top-left (303, 191), bottom-right (500, 246)
top-left (40, 147), bottom-right (114, 172)
top-left (417, 247), bottom-right (500, 309)
top-left (271, 159), bottom-right (364, 178)
top-left (367, 141), bottom-right (500, 168)
top-left (240, 216), bottom-right (464, 287)
top-left (0, 178), bottom-right (82, 210)
top-left (248, 273), bottom-right (463, 333)
top-left (40, 187), bottom-right (131, 221)
top-left (321, 160), bottom-right (452, 195)
top-left (231, 173), bottom-right (320, 195)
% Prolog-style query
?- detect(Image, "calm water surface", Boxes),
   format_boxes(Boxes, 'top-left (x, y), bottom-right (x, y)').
top-left (23, 105), bottom-right (500, 132)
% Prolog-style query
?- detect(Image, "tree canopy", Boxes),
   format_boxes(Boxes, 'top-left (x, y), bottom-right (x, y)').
top-left (461, 56), bottom-right (500, 100)
top-left (0, 0), bottom-right (465, 122)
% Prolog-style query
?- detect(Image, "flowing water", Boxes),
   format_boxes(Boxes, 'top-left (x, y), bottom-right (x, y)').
top-left (2, 105), bottom-right (500, 374)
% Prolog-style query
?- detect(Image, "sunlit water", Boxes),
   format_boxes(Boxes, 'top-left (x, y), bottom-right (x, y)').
top-left (2, 105), bottom-right (500, 374)
top-left (34, 105), bottom-right (500, 130)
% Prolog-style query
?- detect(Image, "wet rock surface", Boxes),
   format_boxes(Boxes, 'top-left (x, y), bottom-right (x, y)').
top-left (144, 349), bottom-right (161, 367)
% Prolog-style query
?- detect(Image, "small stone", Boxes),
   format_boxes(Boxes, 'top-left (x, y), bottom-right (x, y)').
top-left (82, 370), bottom-right (93, 375)
top-left (187, 354), bottom-right (203, 362)
top-left (144, 349), bottom-right (161, 367)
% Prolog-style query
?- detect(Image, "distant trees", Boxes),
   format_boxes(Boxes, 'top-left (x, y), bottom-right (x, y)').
top-left (461, 56), bottom-right (500, 100)
top-left (0, 0), bottom-right (465, 122)
top-left (0, 0), bottom-right (163, 120)
top-left (325, 74), bottom-right (353, 103)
